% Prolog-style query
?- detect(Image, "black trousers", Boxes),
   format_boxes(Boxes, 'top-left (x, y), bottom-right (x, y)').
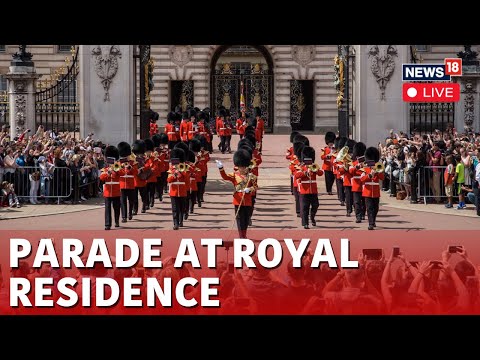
top-left (410, 172), bottom-right (418, 202)
top-left (134, 186), bottom-right (149, 212)
top-left (171, 196), bottom-right (185, 227)
top-left (249, 194), bottom-right (256, 221)
top-left (105, 197), bottom-right (120, 228)
top-left (344, 186), bottom-right (354, 214)
top-left (235, 205), bottom-right (251, 238)
top-left (120, 188), bottom-right (135, 220)
top-left (353, 191), bottom-right (366, 221)
top-left (196, 182), bottom-right (203, 204)
top-left (225, 135), bottom-right (232, 152)
top-left (201, 175), bottom-right (207, 200)
top-left (188, 190), bottom-right (198, 212)
top-left (390, 175), bottom-right (397, 197)
top-left (300, 193), bottom-right (319, 226)
top-left (382, 176), bottom-right (390, 191)
top-left (324, 170), bottom-right (335, 193)
top-left (155, 172), bottom-right (167, 200)
top-left (293, 187), bottom-right (301, 215)
top-left (220, 136), bottom-right (227, 153)
top-left (148, 182), bottom-right (156, 207)
top-left (365, 197), bottom-right (380, 226)
top-left (336, 178), bottom-right (345, 202)
top-left (290, 175), bottom-right (294, 194)
top-left (207, 140), bottom-right (213, 153)
top-left (239, 134), bottom-right (244, 140)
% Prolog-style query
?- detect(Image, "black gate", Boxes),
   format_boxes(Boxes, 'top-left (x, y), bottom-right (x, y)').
top-left (409, 102), bottom-right (454, 134)
top-left (211, 64), bottom-right (273, 132)
top-left (170, 80), bottom-right (194, 112)
top-left (0, 91), bottom-right (8, 128)
top-left (35, 46), bottom-right (79, 135)
top-left (290, 80), bottom-right (314, 131)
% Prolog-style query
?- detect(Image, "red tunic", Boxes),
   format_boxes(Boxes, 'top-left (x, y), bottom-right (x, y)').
top-left (187, 122), bottom-right (198, 141)
top-left (321, 146), bottom-right (333, 171)
top-left (224, 120), bottom-right (233, 136)
top-left (149, 122), bottom-right (158, 137)
top-left (179, 120), bottom-right (189, 142)
top-left (294, 166), bottom-right (324, 195)
top-left (219, 168), bottom-right (258, 206)
top-left (360, 167), bottom-right (384, 198)
top-left (167, 166), bottom-right (188, 197)
top-left (349, 160), bottom-right (364, 193)
top-left (119, 162), bottom-right (138, 190)
top-left (236, 118), bottom-right (246, 135)
top-left (338, 163), bottom-right (353, 187)
top-left (255, 118), bottom-right (265, 141)
top-left (100, 167), bottom-right (124, 197)
top-left (286, 146), bottom-right (294, 160)
top-left (165, 123), bottom-right (179, 142)
top-left (216, 118), bottom-right (226, 136)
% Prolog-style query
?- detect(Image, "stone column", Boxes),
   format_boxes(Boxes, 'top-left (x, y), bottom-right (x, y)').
top-left (354, 45), bottom-right (409, 147)
top-left (5, 60), bottom-right (39, 139)
top-left (457, 74), bottom-right (480, 133)
top-left (79, 45), bottom-right (135, 145)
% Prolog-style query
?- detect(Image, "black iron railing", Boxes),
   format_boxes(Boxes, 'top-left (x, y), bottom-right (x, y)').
top-left (409, 102), bottom-right (455, 134)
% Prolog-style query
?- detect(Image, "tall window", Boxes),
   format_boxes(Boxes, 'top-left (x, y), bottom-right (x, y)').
top-left (414, 45), bottom-right (429, 52)
top-left (0, 75), bottom-right (7, 91)
top-left (0, 45), bottom-right (5, 52)
top-left (58, 45), bottom-right (72, 53)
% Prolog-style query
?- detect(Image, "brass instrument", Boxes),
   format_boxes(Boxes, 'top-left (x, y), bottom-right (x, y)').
top-left (249, 159), bottom-right (257, 170)
top-left (358, 161), bottom-right (385, 173)
top-left (335, 146), bottom-right (353, 164)
top-left (111, 161), bottom-right (122, 172)
top-left (177, 163), bottom-right (188, 172)
top-left (307, 163), bottom-right (321, 172)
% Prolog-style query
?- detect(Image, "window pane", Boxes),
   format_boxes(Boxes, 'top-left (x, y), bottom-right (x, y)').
top-left (0, 75), bottom-right (7, 91)
top-left (58, 45), bottom-right (71, 52)
top-left (414, 45), bottom-right (428, 52)
top-left (0, 45), bottom-right (5, 52)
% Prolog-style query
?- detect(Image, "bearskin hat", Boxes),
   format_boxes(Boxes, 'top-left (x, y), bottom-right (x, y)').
top-left (151, 134), bottom-right (161, 147)
top-left (174, 112), bottom-right (182, 122)
top-left (325, 131), bottom-right (336, 145)
top-left (117, 142), bottom-right (131, 158)
top-left (188, 108), bottom-right (197, 119)
top-left (225, 109), bottom-right (231, 117)
top-left (293, 141), bottom-right (305, 159)
top-left (293, 134), bottom-right (310, 147)
top-left (198, 111), bottom-right (207, 121)
top-left (144, 138), bottom-right (155, 152)
top-left (174, 105), bottom-right (182, 114)
top-left (167, 111), bottom-right (176, 122)
top-left (182, 111), bottom-right (189, 120)
top-left (186, 150), bottom-right (196, 163)
top-left (132, 140), bottom-right (145, 155)
top-left (218, 109), bottom-right (227, 118)
top-left (194, 134), bottom-right (207, 149)
top-left (338, 136), bottom-right (348, 150)
top-left (346, 139), bottom-right (356, 153)
top-left (170, 148), bottom-right (185, 163)
top-left (158, 133), bottom-right (169, 145)
top-left (238, 144), bottom-right (253, 159)
top-left (352, 142), bottom-right (366, 160)
top-left (153, 112), bottom-right (160, 121)
top-left (245, 125), bottom-right (255, 133)
top-left (194, 107), bottom-right (200, 112)
top-left (105, 145), bottom-right (119, 160)
top-left (189, 138), bottom-right (202, 153)
top-left (334, 136), bottom-right (341, 150)
top-left (301, 146), bottom-right (315, 163)
top-left (238, 138), bottom-right (254, 150)
top-left (174, 141), bottom-right (189, 154)
top-left (233, 149), bottom-right (252, 167)
top-left (254, 107), bottom-right (262, 117)
top-left (290, 131), bottom-right (300, 144)
top-left (244, 134), bottom-right (257, 148)
top-left (365, 147), bottom-right (380, 163)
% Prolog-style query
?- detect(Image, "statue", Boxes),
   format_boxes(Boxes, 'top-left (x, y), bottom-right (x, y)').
top-left (457, 45), bottom-right (479, 65)
top-left (11, 45), bottom-right (34, 66)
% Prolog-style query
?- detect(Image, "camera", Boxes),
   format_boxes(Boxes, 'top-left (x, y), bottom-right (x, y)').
top-left (429, 261), bottom-right (443, 270)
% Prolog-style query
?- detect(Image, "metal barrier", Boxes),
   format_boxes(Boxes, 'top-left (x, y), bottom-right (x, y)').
top-left (416, 165), bottom-right (458, 205)
top-left (2, 166), bottom-right (72, 204)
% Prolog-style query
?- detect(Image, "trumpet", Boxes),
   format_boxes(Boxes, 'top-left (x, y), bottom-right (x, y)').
top-left (307, 163), bottom-right (321, 172)
top-left (176, 163), bottom-right (189, 172)
top-left (358, 161), bottom-right (385, 173)
top-left (111, 161), bottom-right (122, 172)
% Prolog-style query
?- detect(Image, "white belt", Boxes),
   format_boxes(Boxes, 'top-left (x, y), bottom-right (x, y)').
top-left (104, 182), bottom-right (120, 185)
top-left (365, 182), bottom-right (380, 186)
top-left (220, 128), bottom-right (226, 130)
top-left (121, 175), bottom-right (134, 178)
top-left (171, 182), bottom-right (185, 185)
top-left (190, 178), bottom-right (197, 182)
top-left (352, 176), bottom-right (362, 179)
top-left (188, 131), bottom-right (196, 133)
top-left (167, 132), bottom-right (176, 134)
top-left (301, 180), bottom-right (316, 184)
top-left (199, 132), bottom-right (205, 134)
top-left (163, 159), bottom-right (169, 162)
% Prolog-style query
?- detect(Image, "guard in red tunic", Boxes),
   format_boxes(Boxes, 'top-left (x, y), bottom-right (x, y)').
top-left (360, 147), bottom-right (384, 230)
top-left (187, 108), bottom-right (198, 142)
top-left (132, 140), bottom-right (151, 214)
top-left (321, 131), bottom-right (336, 195)
top-left (333, 136), bottom-right (348, 206)
top-left (186, 150), bottom-right (201, 215)
top-left (165, 111), bottom-right (180, 149)
top-left (144, 138), bottom-right (159, 209)
top-left (236, 111), bottom-right (248, 139)
top-left (338, 139), bottom-right (356, 217)
top-left (189, 138), bottom-right (204, 207)
top-left (117, 141), bottom-right (137, 223)
top-left (167, 148), bottom-right (188, 230)
top-left (179, 111), bottom-right (190, 143)
top-left (291, 141), bottom-right (305, 218)
top-left (286, 131), bottom-right (300, 194)
top-left (294, 146), bottom-right (324, 229)
top-left (216, 149), bottom-right (258, 239)
top-left (254, 107), bottom-right (265, 153)
top-left (149, 112), bottom-right (159, 137)
top-left (349, 142), bottom-right (367, 223)
top-left (100, 145), bottom-right (125, 230)
top-left (152, 133), bottom-right (169, 202)
top-left (216, 108), bottom-right (227, 153)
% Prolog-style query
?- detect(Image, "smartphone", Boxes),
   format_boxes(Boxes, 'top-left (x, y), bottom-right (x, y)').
top-left (228, 263), bottom-right (235, 274)
top-left (409, 261), bottom-right (419, 268)
top-left (234, 297), bottom-right (250, 307)
top-left (362, 248), bottom-right (383, 261)
top-left (429, 261), bottom-right (443, 270)
top-left (223, 240), bottom-right (233, 249)
top-left (393, 246), bottom-right (400, 257)
top-left (448, 245), bottom-right (463, 254)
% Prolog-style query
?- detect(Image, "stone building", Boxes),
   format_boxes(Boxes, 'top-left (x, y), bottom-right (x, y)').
top-left (1, 44), bottom-right (478, 146)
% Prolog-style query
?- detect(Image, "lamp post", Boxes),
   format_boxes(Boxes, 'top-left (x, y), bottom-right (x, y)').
top-left (337, 45), bottom-right (350, 138)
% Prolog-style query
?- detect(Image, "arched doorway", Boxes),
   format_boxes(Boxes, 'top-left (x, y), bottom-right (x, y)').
top-left (210, 45), bottom-right (274, 132)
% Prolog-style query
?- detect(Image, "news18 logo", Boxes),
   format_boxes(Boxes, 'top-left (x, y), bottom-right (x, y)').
top-left (402, 58), bottom-right (461, 102)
